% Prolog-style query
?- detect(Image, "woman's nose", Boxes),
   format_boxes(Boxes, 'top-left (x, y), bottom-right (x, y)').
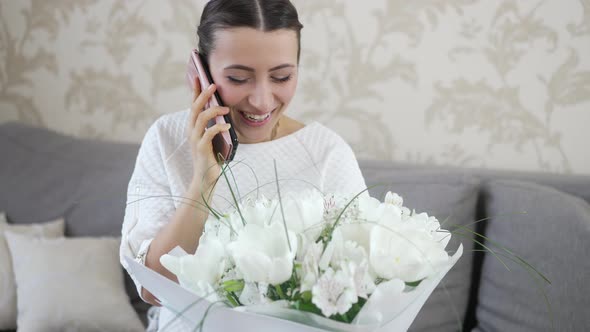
top-left (248, 82), bottom-right (274, 113)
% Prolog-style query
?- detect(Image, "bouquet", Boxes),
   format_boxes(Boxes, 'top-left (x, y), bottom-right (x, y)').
top-left (128, 189), bottom-right (463, 331)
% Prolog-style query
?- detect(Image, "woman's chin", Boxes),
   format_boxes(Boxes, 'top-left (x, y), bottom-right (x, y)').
top-left (235, 121), bottom-right (280, 143)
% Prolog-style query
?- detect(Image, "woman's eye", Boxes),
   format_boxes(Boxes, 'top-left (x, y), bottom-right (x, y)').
top-left (227, 76), bottom-right (248, 84)
top-left (272, 75), bottom-right (292, 83)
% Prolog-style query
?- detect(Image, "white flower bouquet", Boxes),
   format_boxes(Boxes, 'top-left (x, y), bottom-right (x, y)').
top-left (127, 188), bottom-right (463, 331)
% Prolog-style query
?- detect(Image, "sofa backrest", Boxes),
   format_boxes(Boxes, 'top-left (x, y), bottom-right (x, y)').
top-left (2, 122), bottom-right (589, 330)
top-left (359, 160), bottom-right (590, 205)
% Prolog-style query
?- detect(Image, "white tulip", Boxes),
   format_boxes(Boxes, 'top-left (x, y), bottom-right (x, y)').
top-left (369, 225), bottom-right (449, 282)
top-left (228, 222), bottom-right (297, 285)
top-left (159, 236), bottom-right (226, 301)
top-left (240, 195), bottom-right (278, 226)
top-left (336, 222), bottom-right (374, 258)
top-left (203, 211), bottom-right (245, 246)
top-left (271, 189), bottom-right (325, 241)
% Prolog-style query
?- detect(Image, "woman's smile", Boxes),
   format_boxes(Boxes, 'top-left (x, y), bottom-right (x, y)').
top-left (235, 107), bottom-right (278, 127)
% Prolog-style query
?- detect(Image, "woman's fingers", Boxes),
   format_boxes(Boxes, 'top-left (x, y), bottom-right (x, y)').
top-left (192, 76), bottom-right (201, 103)
top-left (188, 84), bottom-right (217, 134)
top-left (187, 78), bottom-right (202, 135)
top-left (192, 106), bottom-right (230, 139)
top-left (201, 122), bottom-right (232, 143)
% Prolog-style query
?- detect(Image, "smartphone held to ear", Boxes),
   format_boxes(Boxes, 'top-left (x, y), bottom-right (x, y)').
top-left (186, 49), bottom-right (238, 163)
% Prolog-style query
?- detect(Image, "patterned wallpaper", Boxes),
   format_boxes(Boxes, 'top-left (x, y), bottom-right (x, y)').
top-left (1, 0), bottom-right (589, 174)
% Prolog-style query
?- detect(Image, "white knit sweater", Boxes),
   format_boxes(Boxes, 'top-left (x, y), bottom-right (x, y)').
top-left (119, 109), bottom-right (367, 330)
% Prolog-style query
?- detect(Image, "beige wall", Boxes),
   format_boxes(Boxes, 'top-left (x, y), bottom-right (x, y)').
top-left (1, 0), bottom-right (589, 174)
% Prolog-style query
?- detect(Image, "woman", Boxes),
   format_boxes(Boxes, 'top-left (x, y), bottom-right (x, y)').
top-left (120, 0), bottom-right (366, 330)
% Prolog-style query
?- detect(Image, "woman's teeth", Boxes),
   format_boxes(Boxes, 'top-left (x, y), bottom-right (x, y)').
top-left (243, 112), bottom-right (271, 122)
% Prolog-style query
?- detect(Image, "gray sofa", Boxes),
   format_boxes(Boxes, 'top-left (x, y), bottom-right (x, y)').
top-left (1, 121), bottom-right (589, 331)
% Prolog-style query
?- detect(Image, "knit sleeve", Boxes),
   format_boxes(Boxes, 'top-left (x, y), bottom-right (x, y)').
top-left (119, 118), bottom-right (177, 301)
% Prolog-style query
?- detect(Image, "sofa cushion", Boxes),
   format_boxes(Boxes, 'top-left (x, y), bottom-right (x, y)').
top-left (473, 180), bottom-right (590, 331)
top-left (0, 122), bottom-right (138, 236)
top-left (0, 213), bottom-right (64, 330)
top-left (360, 166), bottom-right (480, 332)
top-left (4, 232), bottom-right (144, 332)
top-left (0, 122), bottom-right (147, 321)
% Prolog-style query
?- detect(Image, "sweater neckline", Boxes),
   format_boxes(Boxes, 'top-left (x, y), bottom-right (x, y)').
top-left (237, 121), bottom-right (320, 149)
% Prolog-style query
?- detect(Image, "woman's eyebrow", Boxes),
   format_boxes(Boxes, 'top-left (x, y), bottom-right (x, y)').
top-left (224, 64), bottom-right (254, 72)
top-left (269, 64), bottom-right (295, 71)
top-left (223, 64), bottom-right (295, 72)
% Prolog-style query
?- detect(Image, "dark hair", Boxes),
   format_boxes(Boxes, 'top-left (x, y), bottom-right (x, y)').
top-left (197, 0), bottom-right (304, 63)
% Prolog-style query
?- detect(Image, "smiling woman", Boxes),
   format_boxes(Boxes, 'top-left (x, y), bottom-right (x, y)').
top-left (118, 1), bottom-right (367, 331)
top-left (208, 28), bottom-right (302, 143)
top-left (198, 0), bottom-right (304, 144)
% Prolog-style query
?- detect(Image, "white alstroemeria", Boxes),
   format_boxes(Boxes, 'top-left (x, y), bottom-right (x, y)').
top-left (326, 226), bottom-right (376, 298)
top-left (400, 206), bottom-right (412, 220)
top-left (408, 212), bottom-right (442, 234)
top-left (406, 211), bottom-right (452, 253)
top-left (341, 258), bottom-right (375, 299)
top-left (239, 282), bottom-right (270, 305)
top-left (384, 192), bottom-right (403, 207)
top-left (358, 194), bottom-right (403, 226)
top-left (270, 189), bottom-right (325, 241)
top-left (203, 212), bottom-right (245, 245)
top-left (318, 227), bottom-right (342, 270)
top-left (369, 225), bottom-right (450, 282)
top-left (331, 238), bottom-right (376, 299)
top-left (159, 236), bottom-right (226, 301)
top-left (299, 241), bottom-right (324, 292)
top-left (228, 222), bottom-right (297, 285)
top-left (312, 267), bottom-right (358, 317)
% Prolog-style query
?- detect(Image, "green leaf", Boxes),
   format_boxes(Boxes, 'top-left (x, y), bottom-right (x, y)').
top-left (226, 293), bottom-right (239, 307)
top-left (300, 290), bottom-right (312, 302)
top-left (294, 301), bottom-right (322, 315)
top-left (274, 284), bottom-right (287, 300)
top-left (342, 297), bottom-right (367, 323)
top-left (222, 280), bottom-right (244, 292)
top-left (405, 279), bottom-right (423, 287)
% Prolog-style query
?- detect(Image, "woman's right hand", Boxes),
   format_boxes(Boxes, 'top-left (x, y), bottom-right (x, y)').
top-left (187, 79), bottom-right (232, 191)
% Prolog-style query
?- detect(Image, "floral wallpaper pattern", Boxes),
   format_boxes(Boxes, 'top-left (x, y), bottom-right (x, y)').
top-left (1, 0), bottom-right (589, 174)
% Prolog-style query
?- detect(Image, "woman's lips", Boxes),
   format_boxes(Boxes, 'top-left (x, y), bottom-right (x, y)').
top-left (237, 109), bottom-right (275, 127)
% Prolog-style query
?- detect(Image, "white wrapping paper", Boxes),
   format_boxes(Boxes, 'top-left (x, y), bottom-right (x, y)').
top-left (125, 244), bottom-right (462, 332)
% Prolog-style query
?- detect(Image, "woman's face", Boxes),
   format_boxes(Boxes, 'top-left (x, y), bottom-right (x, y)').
top-left (208, 28), bottom-right (299, 144)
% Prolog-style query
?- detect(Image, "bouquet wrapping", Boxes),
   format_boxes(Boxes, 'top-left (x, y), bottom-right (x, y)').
top-left (126, 190), bottom-right (462, 331)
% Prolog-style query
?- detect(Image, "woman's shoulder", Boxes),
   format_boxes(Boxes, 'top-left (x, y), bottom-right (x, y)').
top-left (151, 109), bottom-right (190, 135)
top-left (292, 120), bottom-right (350, 149)
top-left (277, 116), bottom-right (305, 138)
top-left (137, 109), bottom-right (190, 161)
top-left (144, 109), bottom-right (190, 144)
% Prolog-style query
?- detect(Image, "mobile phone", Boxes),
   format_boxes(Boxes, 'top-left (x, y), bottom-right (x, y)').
top-left (186, 49), bottom-right (238, 163)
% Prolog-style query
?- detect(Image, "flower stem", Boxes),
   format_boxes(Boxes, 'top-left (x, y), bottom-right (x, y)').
top-left (274, 284), bottom-right (287, 300)
top-left (274, 159), bottom-right (292, 253)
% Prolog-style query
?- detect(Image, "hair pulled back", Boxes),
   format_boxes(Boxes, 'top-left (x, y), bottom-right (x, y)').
top-left (197, 0), bottom-right (304, 63)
